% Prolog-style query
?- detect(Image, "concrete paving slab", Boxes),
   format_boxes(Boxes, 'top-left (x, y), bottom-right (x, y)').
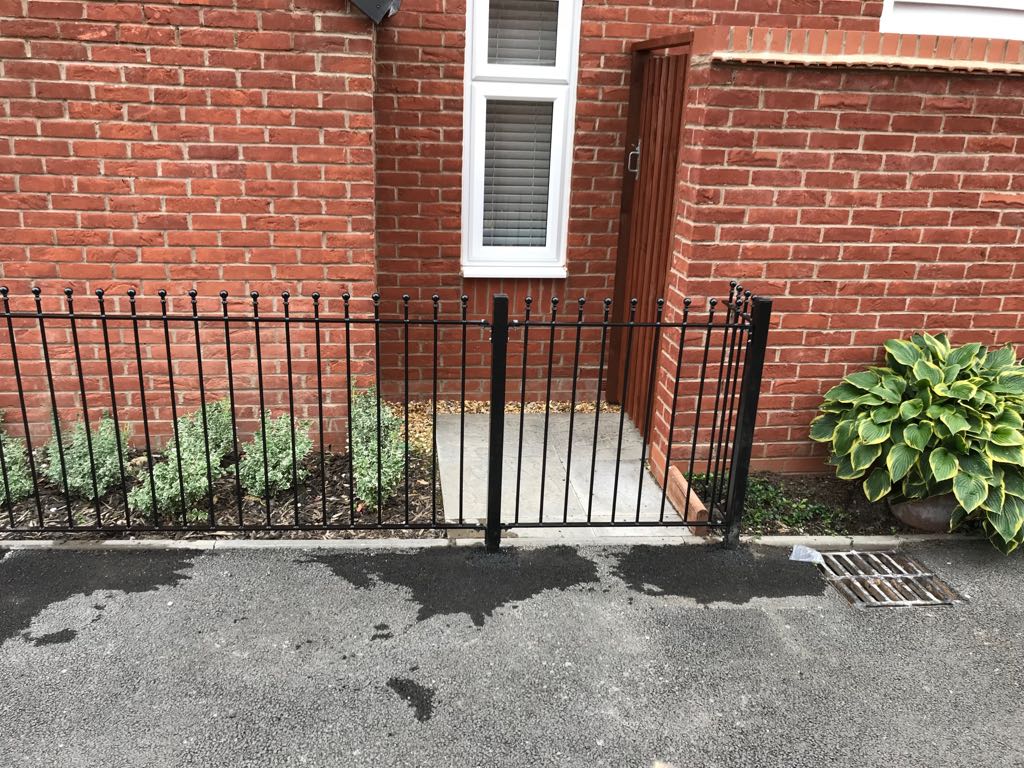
top-left (436, 413), bottom-right (688, 537)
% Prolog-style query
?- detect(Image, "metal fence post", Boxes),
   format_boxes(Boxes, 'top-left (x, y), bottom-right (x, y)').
top-left (485, 294), bottom-right (510, 552)
top-left (724, 296), bottom-right (772, 548)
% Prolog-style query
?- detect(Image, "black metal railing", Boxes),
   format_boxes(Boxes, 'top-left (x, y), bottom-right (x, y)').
top-left (0, 283), bottom-right (771, 548)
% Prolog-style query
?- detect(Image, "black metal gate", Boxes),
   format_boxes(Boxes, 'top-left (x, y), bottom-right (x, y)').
top-left (0, 284), bottom-right (770, 549)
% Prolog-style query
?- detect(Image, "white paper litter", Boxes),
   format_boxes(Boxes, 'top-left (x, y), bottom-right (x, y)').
top-left (789, 544), bottom-right (824, 565)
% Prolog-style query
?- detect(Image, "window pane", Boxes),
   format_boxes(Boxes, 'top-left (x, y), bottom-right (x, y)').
top-left (488, 0), bottom-right (559, 67)
top-left (483, 100), bottom-right (553, 248)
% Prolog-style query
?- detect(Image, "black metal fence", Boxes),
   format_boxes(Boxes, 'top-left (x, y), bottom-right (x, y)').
top-left (0, 283), bottom-right (771, 548)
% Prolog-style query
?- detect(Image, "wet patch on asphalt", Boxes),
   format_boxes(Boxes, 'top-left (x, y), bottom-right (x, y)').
top-left (610, 545), bottom-right (826, 605)
top-left (310, 545), bottom-right (599, 627)
top-left (387, 677), bottom-right (434, 722)
top-left (0, 550), bottom-right (197, 645)
top-left (23, 628), bottom-right (78, 646)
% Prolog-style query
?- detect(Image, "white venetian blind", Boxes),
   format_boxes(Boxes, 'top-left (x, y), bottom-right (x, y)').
top-left (488, 0), bottom-right (559, 66)
top-left (482, 100), bottom-right (554, 247)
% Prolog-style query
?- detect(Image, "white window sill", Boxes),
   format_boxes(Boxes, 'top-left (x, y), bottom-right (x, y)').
top-left (461, 264), bottom-right (568, 279)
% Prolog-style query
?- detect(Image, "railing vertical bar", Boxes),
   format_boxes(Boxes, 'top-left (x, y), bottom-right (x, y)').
top-left (562, 298), bottom-right (585, 523)
top-left (220, 291), bottom-right (244, 526)
top-left (402, 294), bottom-right (410, 525)
top-left (431, 295), bottom-right (439, 526)
top-left (160, 290), bottom-right (188, 525)
top-left (129, 289), bottom-right (160, 527)
top-left (538, 297), bottom-right (559, 523)
top-left (708, 284), bottom-right (742, 513)
top-left (1, 287), bottom-right (43, 526)
top-left (660, 298), bottom-right (691, 522)
top-left (684, 298), bottom-right (717, 524)
top-left (251, 291), bottom-right (272, 526)
top-left (611, 298), bottom-right (638, 523)
top-left (66, 289), bottom-right (101, 526)
top-left (96, 291), bottom-right (130, 524)
top-left (635, 298), bottom-right (664, 523)
top-left (586, 299), bottom-right (612, 523)
top-left (0, 422), bottom-right (11, 527)
top-left (190, 290), bottom-right (216, 527)
top-left (703, 286), bottom-right (738, 504)
top-left (283, 292), bottom-right (300, 526)
top-left (514, 296), bottom-right (532, 525)
top-left (458, 294), bottom-right (468, 525)
top-left (343, 293), bottom-right (355, 525)
top-left (313, 293), bottom-right (327, 527)
top-left (36, 288), bottom-right (73, 526)
top-left (372, 293), bottom-right (383, 524)
top-left (712, 289), bottom-right (749, 514)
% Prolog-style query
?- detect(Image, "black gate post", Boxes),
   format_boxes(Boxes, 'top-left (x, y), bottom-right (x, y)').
top-left (485, 294), bottom-right (510, 552)
top-left (724, 296), bottom-right (772, 548)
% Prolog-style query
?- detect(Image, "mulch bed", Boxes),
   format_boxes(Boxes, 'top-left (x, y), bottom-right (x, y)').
top-left (743, 472), bottom-right (913, 536)
top-left (0, 449), bottom-right (446, 540)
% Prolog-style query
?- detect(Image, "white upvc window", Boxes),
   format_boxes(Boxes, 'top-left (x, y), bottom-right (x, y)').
top-left (880, 0), bottom-right (1024, 41)
top-left (461, 0), bottom-right (582, 279)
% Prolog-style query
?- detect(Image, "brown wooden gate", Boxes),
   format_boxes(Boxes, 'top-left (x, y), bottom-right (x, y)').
top-left (607, 35), bottom-right (692, 431)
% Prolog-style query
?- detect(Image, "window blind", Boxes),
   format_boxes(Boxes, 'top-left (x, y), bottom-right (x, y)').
top-left (482, 100), bottom-right (554, 248)
top-left (488, 0), bottom-right (559, 66)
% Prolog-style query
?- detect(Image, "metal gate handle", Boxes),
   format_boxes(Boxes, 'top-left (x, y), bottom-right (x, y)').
top-left (626, 140), bottom-right (641, 178)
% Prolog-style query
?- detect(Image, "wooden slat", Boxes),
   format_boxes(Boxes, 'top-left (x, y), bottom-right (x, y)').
top-left (609, 47), bottom-right (690, 431)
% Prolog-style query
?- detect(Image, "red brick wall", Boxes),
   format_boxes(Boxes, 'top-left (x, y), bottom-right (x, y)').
top-left (373, 0), bottom-right (883, 400)
top-left (654, 57), bottom-right (1024, 476)
top-left (0, 0), bottom-right (378, 446)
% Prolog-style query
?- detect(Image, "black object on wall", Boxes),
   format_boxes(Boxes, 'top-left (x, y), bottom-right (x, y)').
top-left (351, 0), bottom-right (401, 24)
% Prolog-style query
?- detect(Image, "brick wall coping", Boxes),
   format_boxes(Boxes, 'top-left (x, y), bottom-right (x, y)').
top-left (690, 25), bottom-right (1024, 75)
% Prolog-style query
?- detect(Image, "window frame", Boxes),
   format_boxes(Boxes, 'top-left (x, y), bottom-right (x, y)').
top-left (879, 0), bottom-right (1024, 38)
top-left (461, 0), bottom-right (582, 279)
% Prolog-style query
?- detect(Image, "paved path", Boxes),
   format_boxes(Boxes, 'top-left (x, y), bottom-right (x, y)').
top-left (1, 540), bottom-right (1021, 767)
top-left (436, 413), bottom-right (691, 539)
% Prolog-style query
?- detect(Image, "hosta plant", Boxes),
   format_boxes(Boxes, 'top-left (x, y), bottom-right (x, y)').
top-left (811, 333), bottom-right (1024, 553)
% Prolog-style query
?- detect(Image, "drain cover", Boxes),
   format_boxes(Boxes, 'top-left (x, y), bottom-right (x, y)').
top-left (819, 551), bottom-right (962, 608)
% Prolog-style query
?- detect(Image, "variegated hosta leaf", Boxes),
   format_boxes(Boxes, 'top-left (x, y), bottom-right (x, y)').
top-left (809, 413), bottom-right (840, 442)
top-left (851, 441), bottom-right (884, 472)
top-left (902, 423), bottom-right (932, 451)
top-left (953, 473), bottom-right (988, 514)
top-left (857, 419), bottom-right (890, 446)
top-left (886, 443), bottom-right (920, 483)
top-left (862, 467), bottom-right (892, 502)
top-left (928, 448), bottom-right (958, 482)
top-left (884, 339), bottom-right (921, 367)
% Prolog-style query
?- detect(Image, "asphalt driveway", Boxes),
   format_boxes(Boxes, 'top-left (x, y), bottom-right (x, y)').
top-left (0, 540), bottom-right (1021, 767)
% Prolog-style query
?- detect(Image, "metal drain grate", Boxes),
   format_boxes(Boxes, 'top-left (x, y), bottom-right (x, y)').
top-left (818, 551), bottom-right (962, 608)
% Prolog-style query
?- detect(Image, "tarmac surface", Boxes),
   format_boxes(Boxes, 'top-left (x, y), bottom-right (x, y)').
top-left (1, 540), bottom-right (1021, 767)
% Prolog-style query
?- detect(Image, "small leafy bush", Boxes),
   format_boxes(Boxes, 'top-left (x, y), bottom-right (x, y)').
top-left (239, 412), bottom-right (313, 498)
top-left (128, 400), bottom-right (234, 521)
top-left (812, 333), bottom-right (1024, 553)
top-left (0, 414), bottom-right (32, 504)
top-left (44, 416), bottom-right (127, 500)
top-left (351, 388), bottom-right (405, 512)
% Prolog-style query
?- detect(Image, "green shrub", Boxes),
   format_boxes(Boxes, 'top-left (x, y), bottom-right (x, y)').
top-left (44, 415), bottom-right (127, 500)
top-left (238, 412), bottom-right (313, 498)
top-left (811, 333), bottom-right (1024, 553)
top-left (350, 388), bottom-right (405, 512)
top-left (0, 415), bottom-right (32, 504)
top-left (128, 399), bottom-right (234, 521)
